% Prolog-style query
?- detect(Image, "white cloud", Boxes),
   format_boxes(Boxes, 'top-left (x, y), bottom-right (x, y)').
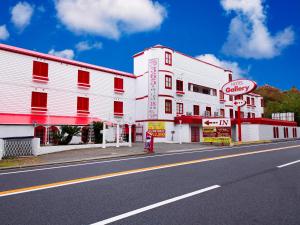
top-left (11, 1), bottom-right (34, 30)
top-left (196, 54), bottom-right (248, 79)
top-left (48, 49), bottom-right (75, 59)
top-left (75, 41), bottom-right (103, 51)
top-left (221, 0), bottom-right (295, 59)
top-left (55, 0), bottom-right (167, 39)
top-left (0, 25), bottom-right (10, 40)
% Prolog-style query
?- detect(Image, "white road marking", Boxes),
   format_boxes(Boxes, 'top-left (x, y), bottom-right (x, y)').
top-left (0, 140), bottom-right (299, 176)
top-left (90, 185), bottom-right (221, 225)
top-left (277, 160), bottom-right (300, 168)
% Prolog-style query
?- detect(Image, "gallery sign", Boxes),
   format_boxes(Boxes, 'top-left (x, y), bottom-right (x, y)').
top-left (222, 79), bottom-right (257, 96)
top-left (233, 99), bottom-right (246, 107)
top-left (148, 58), bottom-right (159, 119)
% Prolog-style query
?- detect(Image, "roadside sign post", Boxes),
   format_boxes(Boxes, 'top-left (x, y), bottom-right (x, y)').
top-left (202, 118), bottom-right (232, 145)
top-left (222, 79), bottom-right (257, 143)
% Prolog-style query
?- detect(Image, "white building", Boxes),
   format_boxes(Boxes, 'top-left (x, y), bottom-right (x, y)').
top-left (0, 43), bottom-right (298, 144)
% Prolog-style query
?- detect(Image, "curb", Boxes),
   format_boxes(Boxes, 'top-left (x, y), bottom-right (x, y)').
top-left (0, 152), bottom-right (148, 171)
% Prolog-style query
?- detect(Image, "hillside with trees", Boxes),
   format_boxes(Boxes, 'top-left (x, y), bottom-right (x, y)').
top-left (254, 85), bottom-right (300, 125)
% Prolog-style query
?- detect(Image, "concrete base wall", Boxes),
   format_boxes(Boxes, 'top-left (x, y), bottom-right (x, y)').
top-left (0, 125), bottom-right (34, 138)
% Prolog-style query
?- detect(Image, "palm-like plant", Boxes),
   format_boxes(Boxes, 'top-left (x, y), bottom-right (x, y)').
top-left (53, 125), bottom-right (81, 145)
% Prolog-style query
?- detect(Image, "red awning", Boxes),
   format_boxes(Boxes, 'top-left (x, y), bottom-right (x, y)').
top-left (0, 113), bottom-right (101, 125)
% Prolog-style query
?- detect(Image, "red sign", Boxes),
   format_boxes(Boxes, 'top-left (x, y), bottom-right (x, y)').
top-left (233, 99), bottom-right (246, 107)
top-left (222, 79), bottom-right (257, 96)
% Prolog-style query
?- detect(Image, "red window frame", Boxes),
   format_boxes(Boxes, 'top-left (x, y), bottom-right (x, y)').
top-left (251, 98), bottom-right (255, 106)
top-left (235, 95), bottom-right (243, 100)
top-left (33, 61), bottom-right (49, 81)
top-left (219, 90), bottom-right (225, 100)
top-left (165, 99), bottom-right (172, 114)
top-left (193, 105), bottom-right (200, 116)
top-left (230, 109), bottom-right (234, 118)
top-left (165, 75), bottom-right (172, 89)
top-left (261, 99), bottom-right (264, 107)
top-left (247, 97), bottom-right (250, 105)
top-left (31, 92), bottom-right (47, 111)
top-left (228, 73), bottom-right (233, 82)
top-left (229, 96), bottom-right (233, 101)
top-left (176, 103), bottom-right (183, 115)
top-left (176, 80), bottom-right (183, 91)
top-left (220, 109), bottom-right (225, 117)
top-left (252, 113), bottom-right (255, 118)
top-left (114, 77), bottom-right (124, 92)
top-left (78, 70), bottom-right (90, 87)
top-left (165, 52), bottom-right (172, 66)
top-left (77, 97), bottom-right (89, 114)
top-left (206, 107), bottom-right (212, 117)
top-left (114, 101), bottom-right (124, 116)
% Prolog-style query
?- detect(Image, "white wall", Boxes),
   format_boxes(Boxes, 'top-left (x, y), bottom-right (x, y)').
top-left (0, 125), bottom-right (34, 138)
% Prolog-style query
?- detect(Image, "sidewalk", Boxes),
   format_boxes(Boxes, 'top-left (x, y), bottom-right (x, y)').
top-left (0, 143), bottom-right (215, 170)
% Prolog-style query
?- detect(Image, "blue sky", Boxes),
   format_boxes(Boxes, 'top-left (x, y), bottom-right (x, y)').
top-left (0, 0), bottom-right (299, 90)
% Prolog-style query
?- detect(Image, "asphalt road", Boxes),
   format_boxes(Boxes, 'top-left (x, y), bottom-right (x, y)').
top-left (0, 140), bottom-right (299, 225)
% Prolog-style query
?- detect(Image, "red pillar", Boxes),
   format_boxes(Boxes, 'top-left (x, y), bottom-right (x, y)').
top-left (238, 106), bottom-right (242, 142)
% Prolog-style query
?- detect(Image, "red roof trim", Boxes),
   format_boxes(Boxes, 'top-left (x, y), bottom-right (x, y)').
top-left (0, 113), bottom-right (101, 125)
top-left (0, 44), bottom-right (135, 79)
top-left (136, 119), bottom-right (174, 122)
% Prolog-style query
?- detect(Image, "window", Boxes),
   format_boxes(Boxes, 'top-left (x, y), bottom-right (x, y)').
top-left (212, 89), bottom-right (217, 96)
top-left (230, 109), bottom-right (234, 118)
top-left (241, 111), bottom-right (245, 118)
top-left (261, 99), bottom-right (264, 107)
top-left (252, 113), bottom-right (255, 118)
top-left (219, 90), bottom-right (225, 100)
top-left (165, 99), bottom-right (172, 114)
top-left (165, 52), bottom-right (172, 66)
top-left (114, 77), bottom-right (124, 92)
top-left (220, 109), bottom-right (225, 117)
top-left (229, 96), bottom-right (233, 101)
top-left (165, 75), bottom-right (172, 89)
top-left (251, 98), bottom-right (255, 106)
top-left (273, 127), bottom-right (279, 139)
top-left (205, 107), bottom-right (211, 117)
top-left (293, 128), bottom-right (297, 138)
top-left (77, 97), bottom-right (89, 114)
top-left (33, 61), bottom-right (48, 81)
top-left (228, 73), bottom-right (233, 82)
top-left (78, 70), bottom-right (90, 87)
top-left (235, 95), bottom-right (243, 100)
top-left (176, 103), bottom-right (183, 115)
top-left (247, 112), bottom-right (251, 118)
top-left (31, 92), bottom-right (47, 111)
top-left (284, 127), bottom-right (289, 138)
top-left (247, 97), bottom-right (250, 105)
top-left (193, 105), bottom-right (200, 116)
top-left (176, 80), bottom-right (183, 91)
top-left (114, 101), bottom-right (124, 116)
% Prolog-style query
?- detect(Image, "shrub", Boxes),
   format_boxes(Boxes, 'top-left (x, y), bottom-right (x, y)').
top-left (53, 125), bottom-right (81, 145)
top-left (93, 121), bottom-right (103, 144)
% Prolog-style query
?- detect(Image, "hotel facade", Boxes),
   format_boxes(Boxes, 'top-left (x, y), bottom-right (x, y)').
top-left (0, 44), bottom-right (298, 144)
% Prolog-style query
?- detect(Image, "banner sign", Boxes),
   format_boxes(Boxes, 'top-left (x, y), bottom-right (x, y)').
top-left (148, 121), bottom-right (166, 138)
top-left (148, 58), bottom-right (159, 119)
top-left (233, 99), bottom-right (246, 107)
top-left (222, 79), bottom-right (257, 96)
top-left (202, 118), bottom-right (231, 144)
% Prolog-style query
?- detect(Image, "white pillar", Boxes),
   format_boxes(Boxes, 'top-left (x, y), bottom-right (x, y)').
top-left (31, 138), bottom-right (40, 156)
top-left (116, 123), bottom-right (120, 147)
top-left (0, 139), bottom-right (4, 160)
top-left (102, 122), bottom-right (106, 149)
top-left (128, 125), bottom-right (132, 147)
top-left (179, 120), bottom-right (182, 144)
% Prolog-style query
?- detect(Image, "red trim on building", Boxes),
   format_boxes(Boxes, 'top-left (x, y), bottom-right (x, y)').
top-left (0, 113), bottom-right (100, 125)
top-left (135, 119), bottom-right (174, 122)
top-left (0, 43), bottom-right (135, 79)
top-left (232, 118), bottom-right (297, 127)
top-left (133, 52), bottom-right (144, 58)
top-left (159, 94), bottom-right (174, 98)
top-left (136, 95), bottom-right (148, 100)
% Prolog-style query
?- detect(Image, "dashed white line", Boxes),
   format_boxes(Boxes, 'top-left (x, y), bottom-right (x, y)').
top-left (90, 185), bottom-right (221, 225)
top-left (277, 160), bottom-right (300, 168)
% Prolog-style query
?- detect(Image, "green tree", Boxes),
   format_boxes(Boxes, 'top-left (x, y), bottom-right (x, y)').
top-left (53, 125), bottom-right (81, 145)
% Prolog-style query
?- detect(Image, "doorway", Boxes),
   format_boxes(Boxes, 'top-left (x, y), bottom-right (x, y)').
top-left (191, 126), bottom-right (200, 142)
